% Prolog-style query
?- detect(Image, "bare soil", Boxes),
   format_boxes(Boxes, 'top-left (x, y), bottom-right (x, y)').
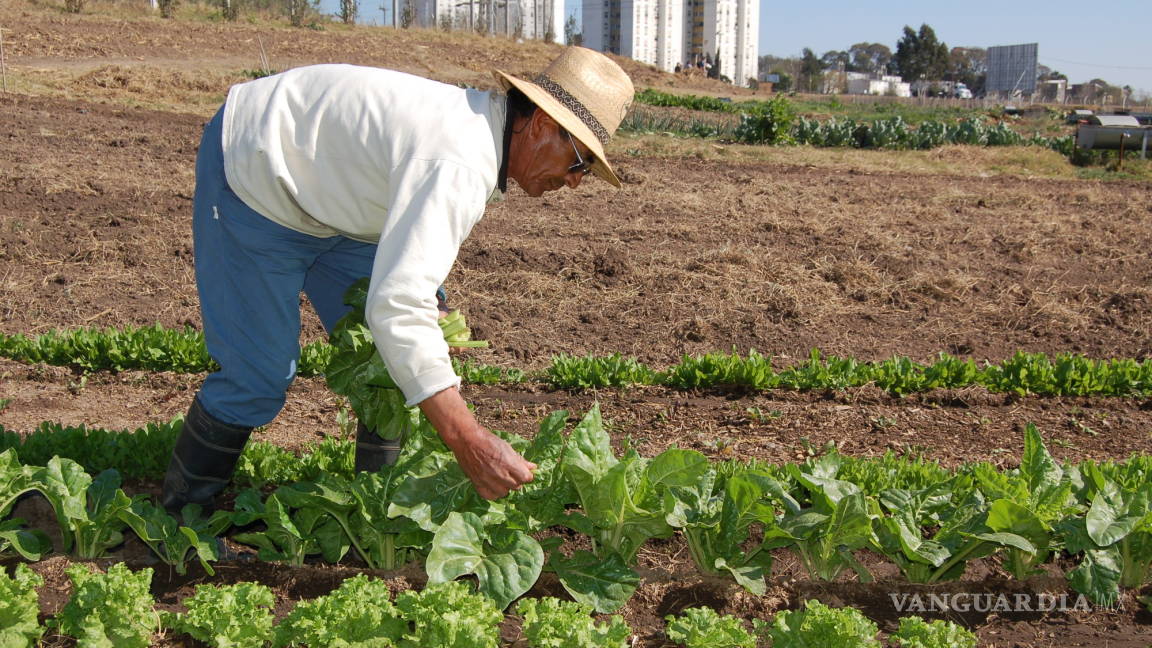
top-left (2, 4), bottom-right (1152, 646)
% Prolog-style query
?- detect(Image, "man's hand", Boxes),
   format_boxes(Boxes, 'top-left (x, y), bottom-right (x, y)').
top-left (418, 387), bottom-right (536, 500)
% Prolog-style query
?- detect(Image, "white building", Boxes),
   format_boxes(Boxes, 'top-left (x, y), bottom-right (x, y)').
top-left (845, 72), bottom-right (911, 98)
top-left (410, 0), bottom-right (563, 41)
top-left (583, 0), bottom-right (758, 86)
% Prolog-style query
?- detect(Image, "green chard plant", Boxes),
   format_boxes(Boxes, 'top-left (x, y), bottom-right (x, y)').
top-left (53, 563), bottom-right (159, 648)
top-left (119, 500), bottom-right (231, 575)
top-left (663, 465), bottom-right (777, 594)
top-left (326, 277), bottom-right (487, 444)
top-left (35, 461), bottom-right (133, 558)
top-left (0, 563), bottom-right (45, 648)
top-left (761, 454), bottom-right (879, 582)
top-left (162, 582), bottom-right (275, 648)
top-left (555, 405), bottom-right (707, 611)
top-left (1060, 460), bottom-right (1152, 605)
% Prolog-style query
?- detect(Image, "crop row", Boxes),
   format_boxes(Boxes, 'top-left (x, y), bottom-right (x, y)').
top-left (3, 562), bottom-right (979, 648)
top-left (4, 326), bottom-right (1152, 397)
top-left (3, 407), bottom-right (1151, 612)
top-left (626, 89), bottom-right (1074, 152)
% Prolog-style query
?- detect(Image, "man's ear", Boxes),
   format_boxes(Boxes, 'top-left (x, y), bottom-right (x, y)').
top-left (529, 109), bottom-right (558, 137)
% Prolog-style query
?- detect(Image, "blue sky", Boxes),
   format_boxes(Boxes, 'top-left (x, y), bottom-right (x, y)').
top-left (326, 0), bottom-right (1152, 94)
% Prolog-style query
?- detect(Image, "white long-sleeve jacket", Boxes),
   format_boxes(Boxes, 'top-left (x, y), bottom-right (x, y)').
top-left (221, 64), bottom-right (505, 406)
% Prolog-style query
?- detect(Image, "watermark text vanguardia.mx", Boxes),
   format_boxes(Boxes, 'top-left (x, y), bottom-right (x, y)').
top-left (890, 592), bottom-right (1113, 613)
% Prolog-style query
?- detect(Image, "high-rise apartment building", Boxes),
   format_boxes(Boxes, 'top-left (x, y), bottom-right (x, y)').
top-left (584, 0), bottom-right (758, 86)
top-left (409, 0), bottom-right (564, 42)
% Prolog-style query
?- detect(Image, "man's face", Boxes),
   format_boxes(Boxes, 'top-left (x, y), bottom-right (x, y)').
top-left (512, 115), bottom-right (596, 197)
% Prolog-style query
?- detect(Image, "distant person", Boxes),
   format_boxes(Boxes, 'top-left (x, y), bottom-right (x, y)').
top-left (162, 48), bottom-right (635, 511)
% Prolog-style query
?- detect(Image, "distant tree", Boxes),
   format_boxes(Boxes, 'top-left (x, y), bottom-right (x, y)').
top-left (947, 46), bottom-right (985, 93)
top-left (770, 69), bottom-right (793, 92)
top-left (820, 50), bottom-right (849, 71)
top-left (1037, 65), bottom-right (1067, 82)
top-left (564, 14), bottom-right (582, 46)
top-left (893, 24), bottom-right (949, 82)
top-left (799, 48), bottom-right (824, 92)
top-left (847, 42), bottom-right (891, 74)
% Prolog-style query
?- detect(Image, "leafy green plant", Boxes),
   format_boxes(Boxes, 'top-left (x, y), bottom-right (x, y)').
top-left (891, 616), bottom-right (977, 648)
top-left (273, 574), bottom-right (406, 647)
top-left (119, 500), bottom-right (230, 575)
top-left (34, 461), bottom-right (133, 558)
top-left (393, 580), bottom-right (503, 648)
top-left (0, 519), bottom-right (51, 561)
top-left (162, 582), bottom-right (275, 648)
top-left (664, 607), bottom-right (754, 648)
top-left (556, 406), bottom-right (707, 610)
top-left (758, 599), bottom-right (880, 648)
top-left (1060, 461), bottom-right (1152, 605)
top-left (761, 455), bottom-right (879, 581)
top-left (0, 563), bottom-right (45, 648)
top-left (54, 563), bottom-right (159, 648)
top-left (516, 597), bottom-right (632, 648)
top-left (548, 353), bottom-right (657, 389)
top-left (664, 466), bottom-right (776, 594)
top-left (230, 488), bottom-right (348, 566)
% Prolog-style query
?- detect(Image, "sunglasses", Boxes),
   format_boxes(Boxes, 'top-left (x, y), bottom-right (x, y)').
top-left (565, 130), bottom-right (596, 176)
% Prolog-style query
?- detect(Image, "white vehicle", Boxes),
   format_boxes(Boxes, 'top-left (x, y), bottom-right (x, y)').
top-left (954, 83), bottom-right (973, 99)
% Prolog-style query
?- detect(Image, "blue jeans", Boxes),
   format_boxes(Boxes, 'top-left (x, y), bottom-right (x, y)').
top-left (192, 106), bottom-right (376, 427)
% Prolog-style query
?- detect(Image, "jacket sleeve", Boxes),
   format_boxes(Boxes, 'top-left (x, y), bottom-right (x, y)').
top-left (365, 158), bottom-right (488, 406)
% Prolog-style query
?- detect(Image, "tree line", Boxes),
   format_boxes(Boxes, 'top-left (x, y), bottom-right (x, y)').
top-left (758, 24), bottom-right (1130, 102)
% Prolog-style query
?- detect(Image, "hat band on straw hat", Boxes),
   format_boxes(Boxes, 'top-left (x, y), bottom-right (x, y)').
top-left (534, 74), bottom-right (611, 145)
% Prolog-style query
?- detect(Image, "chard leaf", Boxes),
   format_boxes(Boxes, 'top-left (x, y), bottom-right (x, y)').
top-left (985, 499), bottom-right (1049, 551)
top-left (1087, 483), bottom-right (1149, 547)
top-left (0, 519), bottom-right (52, 561)
top-left (387, 453), bottom-right (501, 532)
top-left (426, 512), bottom-right (543, 610)
top-left (1068, 547), bottom-right (1122, 606)
top-left (968, 531), bottom-right (1037, 553)
top-left (714, 556), bottom-right (768, 596)
top-left (551, 549), bottom-right (639, 613)
top-left (1021, 423), bottom-right (1064, 493)
top-left (563, 404), bottom-right (617, 488)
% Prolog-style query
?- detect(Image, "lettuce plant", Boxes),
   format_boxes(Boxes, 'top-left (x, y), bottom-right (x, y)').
top-left (54, 563), bottom-right (159, 648)
top-left (394, 580), bottom-right (502, 648)
top-left (273, 575), bottom-right (406, 647)
top-left (758, 599), bottom-right (880, 648)
top-left (891, 616), bottom-right (977, 648)
top-left (516, 597), bottom-right (631, 648)
top-left (0, 563), bottom-right (45, 648)
top-left (664, 607), bottom-right (754, 648)
top-left (162, 582), bottom-right (275, 648)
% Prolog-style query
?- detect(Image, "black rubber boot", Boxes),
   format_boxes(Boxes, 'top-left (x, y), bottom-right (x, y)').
top-left (161, 397), bottom-right (252, 513)
top-left (355, 421), bottom-right (405, 473)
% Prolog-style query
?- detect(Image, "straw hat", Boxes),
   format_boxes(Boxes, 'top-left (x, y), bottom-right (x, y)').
top-left (494, 47), bottom-right (634, 188)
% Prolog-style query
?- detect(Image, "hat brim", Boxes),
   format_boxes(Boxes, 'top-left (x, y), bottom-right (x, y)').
top-left (493, 70), bottom-right (622, 189)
